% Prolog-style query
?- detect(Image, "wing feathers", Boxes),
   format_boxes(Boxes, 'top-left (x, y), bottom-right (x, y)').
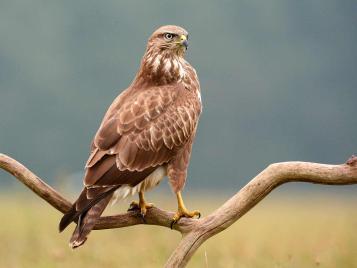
top-left (84, 155), bottom-right (116, 186)
top-left (86, 84), bottom-right (200, 184)
top-left (117, 136), bottom-right (138, 167)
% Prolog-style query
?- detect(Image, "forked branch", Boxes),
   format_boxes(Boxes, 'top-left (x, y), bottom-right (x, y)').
top-left (1, 153), bottom-right (356, 267)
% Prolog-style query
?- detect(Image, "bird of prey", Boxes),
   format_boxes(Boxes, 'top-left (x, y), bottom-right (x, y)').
top-left (59, 25), bottom-right (202, 248)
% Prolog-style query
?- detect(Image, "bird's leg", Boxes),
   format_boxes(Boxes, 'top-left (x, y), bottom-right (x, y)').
top-left (128, 191), bottom-right (154, 217)
top-left (171, 191), bottom-right (200, 228)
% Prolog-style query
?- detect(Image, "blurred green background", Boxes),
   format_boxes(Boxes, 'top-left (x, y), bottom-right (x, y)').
top-left (1, 0), bottom-right (356, 190)
top-left (0, 1), bottom-right (356, 267)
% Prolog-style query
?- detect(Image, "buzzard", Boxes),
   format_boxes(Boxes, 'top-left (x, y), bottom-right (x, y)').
top-left (59, 25), bottom-right (202, 248)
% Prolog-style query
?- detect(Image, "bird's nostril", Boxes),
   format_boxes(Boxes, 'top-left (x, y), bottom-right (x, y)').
top-left (180, 35), bottom-right (187, 41)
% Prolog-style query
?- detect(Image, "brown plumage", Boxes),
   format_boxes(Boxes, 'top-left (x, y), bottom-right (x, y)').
top-left (59, 25), bottom-right (202, 248)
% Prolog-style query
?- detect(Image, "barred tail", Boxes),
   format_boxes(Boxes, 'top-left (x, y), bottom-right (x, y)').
top-left (59, 187), bottom-right (117, 248)
top-left (69, 193), bottom-right (113, 248)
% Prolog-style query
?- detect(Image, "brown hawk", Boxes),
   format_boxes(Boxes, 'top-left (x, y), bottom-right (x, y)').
top-left (59, 25), bottom-right (202, 248)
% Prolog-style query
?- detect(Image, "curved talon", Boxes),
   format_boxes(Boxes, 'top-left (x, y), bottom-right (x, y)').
top-left (170, 220), bottom-right (176, 229)
top-left (170, 209), bottom-right (201, 229)
top-left (139, 211), bottom-right (147, 224)
top-left (171, 191), bottom-right (201, 229)
top-left (127, 201), bottom-right (140, 211)
top-left (127, 200), bottom-right (154, 218)
top-left (127, 191), bottom-right (154, 220)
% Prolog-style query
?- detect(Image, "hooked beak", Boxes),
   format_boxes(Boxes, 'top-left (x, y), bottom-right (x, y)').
top-left (180, 35), bottom-right (188, 49)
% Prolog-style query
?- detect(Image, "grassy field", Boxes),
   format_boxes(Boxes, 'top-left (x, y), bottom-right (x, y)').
top-left (0, 189), bottom-right (356, 268)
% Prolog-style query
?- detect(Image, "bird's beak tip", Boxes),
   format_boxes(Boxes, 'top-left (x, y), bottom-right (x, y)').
top-left (180, 35), bottom-right (188, 49)
top-left (182, 40), bottom-right (188, 49)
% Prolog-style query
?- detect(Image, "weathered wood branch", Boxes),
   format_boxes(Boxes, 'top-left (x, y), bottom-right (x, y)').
top-left (0, 153), bottom-right (195, 234)
top-left (1, 153), bottom-right (356, 268)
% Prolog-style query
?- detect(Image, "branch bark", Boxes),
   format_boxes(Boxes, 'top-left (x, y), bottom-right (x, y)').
top-left (1, 153), bottom-right (356, 267)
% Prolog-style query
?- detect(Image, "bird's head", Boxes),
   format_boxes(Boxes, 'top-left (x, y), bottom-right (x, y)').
top-left (147, 25), bottom-right (189, 57)
top-left (137, 25), bottom-right (192, 85)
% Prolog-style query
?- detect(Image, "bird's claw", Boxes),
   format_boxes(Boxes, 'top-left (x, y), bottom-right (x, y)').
top-left (127, 201), bottom-right (140, 211)
top-left (170, 209), bottom-right (201, 229)
top-left (127, 201), bottom-right (154, 222)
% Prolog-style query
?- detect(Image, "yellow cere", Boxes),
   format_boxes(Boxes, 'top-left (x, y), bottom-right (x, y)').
top-left (180, 35), bottom-right (187, 41)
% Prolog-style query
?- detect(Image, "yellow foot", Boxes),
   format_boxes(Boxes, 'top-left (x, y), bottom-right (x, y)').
top-left (128, 201), bottom-right (154, 217)
top-left (171, 208), bottom-right (201, 229)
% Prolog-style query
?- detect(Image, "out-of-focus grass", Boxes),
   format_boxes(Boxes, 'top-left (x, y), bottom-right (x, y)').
top-left (0, 190), bottom-right (356, 268)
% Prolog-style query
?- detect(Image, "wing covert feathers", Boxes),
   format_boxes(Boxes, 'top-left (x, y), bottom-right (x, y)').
top-left (85, 85), bottom-right (200, 187)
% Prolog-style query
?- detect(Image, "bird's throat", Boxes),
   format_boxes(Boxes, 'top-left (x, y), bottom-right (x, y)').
top-left (138, 51), bottom-right (187, 86)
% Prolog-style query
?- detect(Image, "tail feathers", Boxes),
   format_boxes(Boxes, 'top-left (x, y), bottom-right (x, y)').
top-left (69, 193), bottom-right (113, 248)
top-left (59, 186), bottom-right (119, 233)
top-left (59, 188), bottom-right (88, 233)
top-left (59, 206), bottom-right (77, 232)
top-left (59, 186), bottom-right (119, 248)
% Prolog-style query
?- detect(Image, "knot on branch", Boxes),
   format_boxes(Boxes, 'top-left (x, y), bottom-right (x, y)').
top-left (346, 155), bottom-right (357, 166)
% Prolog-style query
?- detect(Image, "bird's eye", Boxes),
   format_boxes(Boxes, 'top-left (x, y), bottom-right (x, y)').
top-left (164, 33), bottom-right (174, 40)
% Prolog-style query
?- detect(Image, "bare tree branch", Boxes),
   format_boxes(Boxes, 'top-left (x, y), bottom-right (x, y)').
top-left (1, 153), bottom-right (356, 268)
top-left (0, 153), bottom-right (196, 234)
top-left (165, 157), bottom-right (357, 267)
